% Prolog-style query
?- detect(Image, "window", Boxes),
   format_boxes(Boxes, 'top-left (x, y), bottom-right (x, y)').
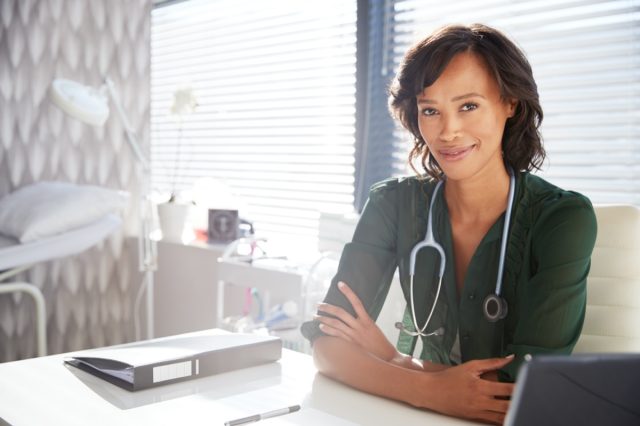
top-left (361, 0), bottom-right (640, 206)
top-left (153, 0), bottom-right (640, 247)
top-left (151, 0), bottom-right (357, 249)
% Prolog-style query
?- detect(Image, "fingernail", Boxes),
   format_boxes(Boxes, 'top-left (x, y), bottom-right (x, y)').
top-left (338, 281), bottom-right (345, 289)
top-left (506, 354), bottom-right (515, 359)
top-left (319, 324), bottom-right (326, 330)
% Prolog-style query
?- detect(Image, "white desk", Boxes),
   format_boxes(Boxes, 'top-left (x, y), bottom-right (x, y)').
top-left (0, 335), bottom-right (477, 426)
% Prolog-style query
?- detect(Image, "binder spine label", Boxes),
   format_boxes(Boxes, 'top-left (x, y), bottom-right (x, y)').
top-left (153, 360), bottom-right (192, 383)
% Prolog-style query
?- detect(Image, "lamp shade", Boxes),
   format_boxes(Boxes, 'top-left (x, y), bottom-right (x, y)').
top-left (50, 79), bottom-right (109, 127)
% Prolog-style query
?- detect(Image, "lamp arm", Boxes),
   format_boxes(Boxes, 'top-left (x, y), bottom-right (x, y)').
top-left (103, 78), bottom-right (156, 338)
top-left (103, 78), bottom-right (150, 172)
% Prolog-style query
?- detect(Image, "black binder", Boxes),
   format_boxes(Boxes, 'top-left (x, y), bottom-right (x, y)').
top-left (64, 330), bottom-right (282, 391)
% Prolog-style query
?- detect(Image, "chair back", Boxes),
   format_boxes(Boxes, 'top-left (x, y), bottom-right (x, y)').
top-left (574, 204), bottom-right (640, 353)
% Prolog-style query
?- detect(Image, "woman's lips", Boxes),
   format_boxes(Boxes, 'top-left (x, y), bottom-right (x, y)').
top-left (438, 145), bottom-right (475, 162)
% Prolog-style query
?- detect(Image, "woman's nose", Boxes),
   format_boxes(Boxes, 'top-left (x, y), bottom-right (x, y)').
top-left (439, 114), bottom-right (462, 142)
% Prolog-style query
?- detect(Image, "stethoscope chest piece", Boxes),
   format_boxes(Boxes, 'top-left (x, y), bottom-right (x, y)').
top-left (482, 294), bottom-right (508, 322)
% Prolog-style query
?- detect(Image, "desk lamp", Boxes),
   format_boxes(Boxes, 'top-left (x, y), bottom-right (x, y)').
top-left (50, 78), bottom-right (157, 340)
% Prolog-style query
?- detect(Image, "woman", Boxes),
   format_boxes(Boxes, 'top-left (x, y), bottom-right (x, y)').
top-left (301, 24), bottom-right (597, 424)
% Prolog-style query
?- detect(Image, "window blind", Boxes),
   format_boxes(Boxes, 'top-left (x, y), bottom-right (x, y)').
top-left (151, 0), bottom-right (357, 246)
top-left (382, 0), bottom-right (640, 205)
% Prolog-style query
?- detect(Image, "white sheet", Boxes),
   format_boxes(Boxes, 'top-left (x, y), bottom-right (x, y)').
top-left (0, 214), bottom-right (122, 271)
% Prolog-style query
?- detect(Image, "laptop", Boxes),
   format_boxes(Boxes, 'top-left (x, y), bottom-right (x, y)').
top-left (505, 353), bottom-right (640, 426)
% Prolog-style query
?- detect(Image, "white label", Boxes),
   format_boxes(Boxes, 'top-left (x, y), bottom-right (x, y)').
top-left (153, 360), bottom-right (192, 383)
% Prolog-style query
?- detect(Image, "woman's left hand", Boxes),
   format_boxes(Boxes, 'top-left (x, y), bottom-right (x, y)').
top-left (315, 281), bottom-right (397, 362)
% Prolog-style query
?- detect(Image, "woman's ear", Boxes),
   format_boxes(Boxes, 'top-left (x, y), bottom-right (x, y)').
top-left (506, 99), bottom-right (518, 118)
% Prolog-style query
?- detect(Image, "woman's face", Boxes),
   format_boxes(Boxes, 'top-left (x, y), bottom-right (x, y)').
top-left (416, 52), bottom-right (515, 182)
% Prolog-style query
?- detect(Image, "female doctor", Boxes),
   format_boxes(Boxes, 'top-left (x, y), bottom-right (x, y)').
top-left (301, 24), bottom-right (597, 425)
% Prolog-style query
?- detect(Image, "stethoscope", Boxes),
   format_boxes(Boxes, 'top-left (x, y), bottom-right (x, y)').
top-left (395, 171), bottom-right (516, 337)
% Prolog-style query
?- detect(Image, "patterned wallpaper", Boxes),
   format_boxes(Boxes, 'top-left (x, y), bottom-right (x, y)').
top-left (0, 0), bottom-right (151, 361)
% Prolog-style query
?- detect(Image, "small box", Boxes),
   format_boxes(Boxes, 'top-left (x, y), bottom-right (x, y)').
top-left (208, 209), bottom-right (239, 242)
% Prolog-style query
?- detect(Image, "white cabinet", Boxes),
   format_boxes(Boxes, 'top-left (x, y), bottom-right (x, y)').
top-left (216, 258), bottom-right (310, 352)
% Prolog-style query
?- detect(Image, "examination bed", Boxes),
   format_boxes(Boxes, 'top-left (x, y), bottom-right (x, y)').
top-left (0, 214), bottom-right (122, 357)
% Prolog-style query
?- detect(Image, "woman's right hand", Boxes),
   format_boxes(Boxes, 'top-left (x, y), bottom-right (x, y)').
top-left (418, 355), bottom-right (515, 425)
top-left (315, 281), bottom-right (450, 372)
top-left (315, 281), bottom-right (398, 362)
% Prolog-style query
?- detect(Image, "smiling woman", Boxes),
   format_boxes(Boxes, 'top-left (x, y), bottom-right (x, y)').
top-left (391, 26), bottom-right (545, 183)
top-left (415, 52), bottom-right (516, 182)
top-left (302, 24), bottom-right (597, 425)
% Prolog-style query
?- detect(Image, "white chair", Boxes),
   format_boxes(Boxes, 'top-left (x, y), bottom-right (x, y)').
top-left (574, 205), bottom-right (640, 353)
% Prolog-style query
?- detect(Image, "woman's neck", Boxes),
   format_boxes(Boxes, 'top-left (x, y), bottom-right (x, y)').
top-left (444, 166), bottom-right (511, 225)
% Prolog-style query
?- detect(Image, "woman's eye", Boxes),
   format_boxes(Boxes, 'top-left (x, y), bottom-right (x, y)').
top-left (421, 108), bottom-right (438, 117)
top-left (461, 103), bottom-right (478, 112)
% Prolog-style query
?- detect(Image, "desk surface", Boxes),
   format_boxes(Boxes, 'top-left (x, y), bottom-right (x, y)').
top-left (0, 334), bottom-right (477, 426)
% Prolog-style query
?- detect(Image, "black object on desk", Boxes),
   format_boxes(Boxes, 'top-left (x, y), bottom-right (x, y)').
top-left (208, 209), bottom-right (240, 242)
top-left (505, 353), bottom-right (640, 426)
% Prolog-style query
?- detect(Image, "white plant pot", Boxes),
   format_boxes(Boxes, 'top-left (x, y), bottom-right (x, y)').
top-left (157, 202), bottom-right (192, 242)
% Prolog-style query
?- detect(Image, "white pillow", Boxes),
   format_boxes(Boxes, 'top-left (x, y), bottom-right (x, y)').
top-left (0, 181), bottom-right (129, 243)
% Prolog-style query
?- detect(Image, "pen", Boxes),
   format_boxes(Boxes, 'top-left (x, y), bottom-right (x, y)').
top-left (224, 405), bottom-right (301, 426)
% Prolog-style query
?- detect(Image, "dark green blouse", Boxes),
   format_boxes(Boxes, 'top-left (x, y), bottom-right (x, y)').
top-left (301, 172), bottom-right (597, 382)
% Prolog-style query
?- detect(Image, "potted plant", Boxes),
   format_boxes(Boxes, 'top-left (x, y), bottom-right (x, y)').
top-left (156, 85), bottom-right (198, 242)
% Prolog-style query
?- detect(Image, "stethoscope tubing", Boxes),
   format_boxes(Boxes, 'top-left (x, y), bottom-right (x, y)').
top-left (494, 172), bottom-right (515, 297)
top-left (399, 171), bottom-right (516, 337)
top-left (407, 180), bottom-right (445, 337)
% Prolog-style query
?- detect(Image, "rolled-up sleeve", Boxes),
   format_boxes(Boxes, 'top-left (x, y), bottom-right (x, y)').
top-left (500, 196), bottom-right (597, 381)
top-left (301, 180), bottom-right (400, 344)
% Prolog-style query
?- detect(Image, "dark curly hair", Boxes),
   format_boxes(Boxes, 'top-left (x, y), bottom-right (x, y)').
top-left (388, 24), bottom-right (545, 179)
